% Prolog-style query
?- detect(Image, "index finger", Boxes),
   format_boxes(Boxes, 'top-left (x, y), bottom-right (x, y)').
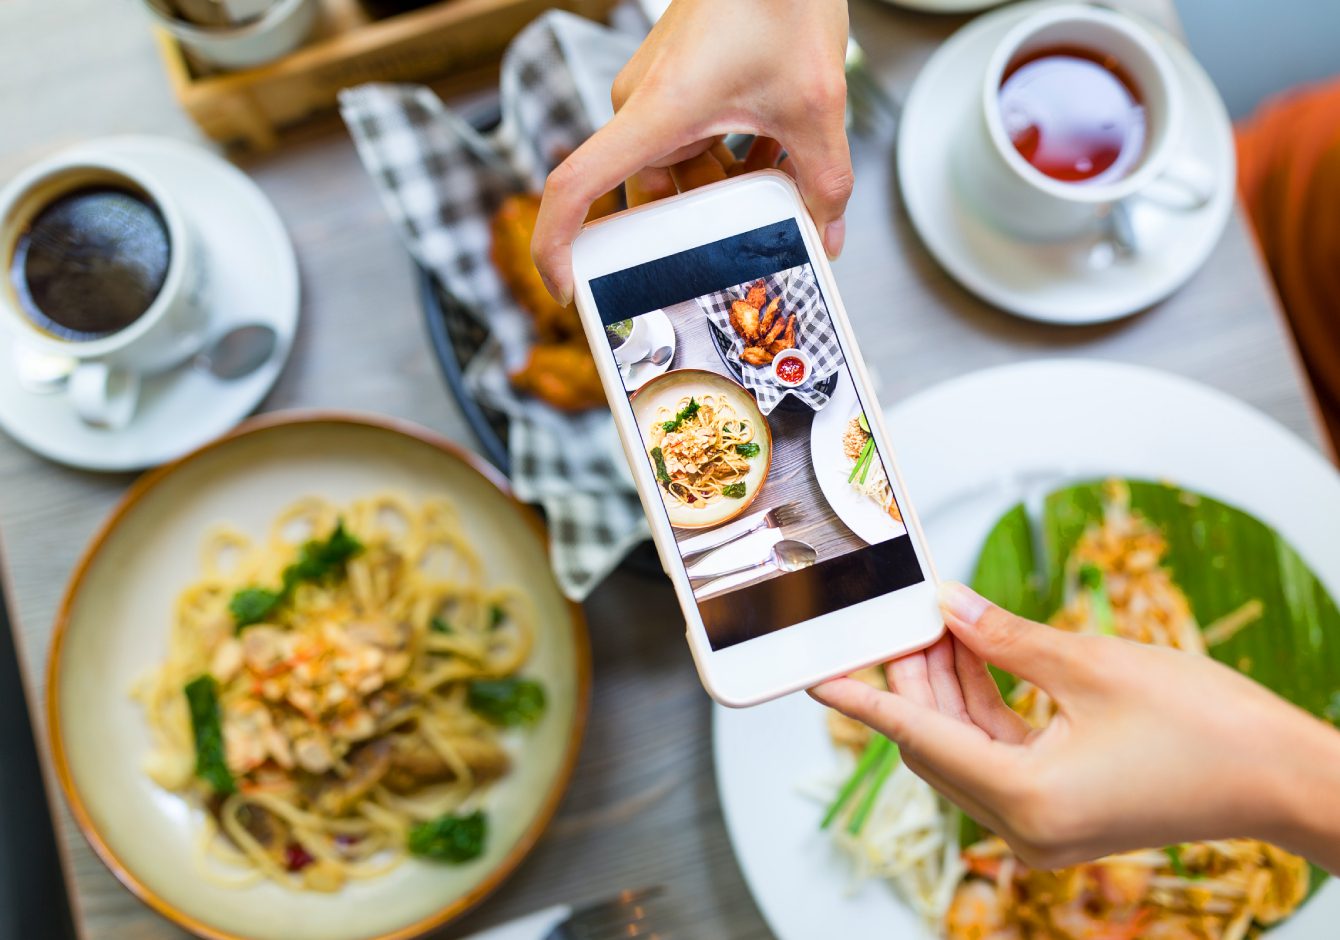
top-left (531, 108), bottom-right (680, 305)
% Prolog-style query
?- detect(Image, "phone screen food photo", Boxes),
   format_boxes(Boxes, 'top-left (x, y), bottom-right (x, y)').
top-left (590, 220), bottom-right (925, 650)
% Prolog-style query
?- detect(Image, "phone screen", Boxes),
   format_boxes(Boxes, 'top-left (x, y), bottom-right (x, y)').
top-left (591, 219), bottom-right (925, 650)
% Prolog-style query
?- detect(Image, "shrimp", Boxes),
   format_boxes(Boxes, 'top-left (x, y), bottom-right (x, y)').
top-left (946, 880), bottom-right (1024, 940)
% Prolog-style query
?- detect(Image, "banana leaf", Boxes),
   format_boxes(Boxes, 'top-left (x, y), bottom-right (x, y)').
top-left (969, 478), bottom-right (1340, 897)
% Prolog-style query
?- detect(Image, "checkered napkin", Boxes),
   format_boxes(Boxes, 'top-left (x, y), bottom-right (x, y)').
top-left (338, 12), bottom-right (649, 601)
top-left (698, 264), bottom-right (843, 415)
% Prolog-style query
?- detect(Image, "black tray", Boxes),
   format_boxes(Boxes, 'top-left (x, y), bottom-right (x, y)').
top-left (418, 268), bottom-right (664, 578)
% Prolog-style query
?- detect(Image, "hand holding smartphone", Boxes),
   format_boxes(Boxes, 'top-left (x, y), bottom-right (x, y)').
top-left (571, 172), bottom-right (941, 706)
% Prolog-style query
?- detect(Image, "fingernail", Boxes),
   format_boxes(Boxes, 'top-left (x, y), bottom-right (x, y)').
top-left (937, 581), bottom-right (990, 625)
top-left (538, 271), bottom-right (570, 306)
top-left (823, 217), bottom-right (846, 260)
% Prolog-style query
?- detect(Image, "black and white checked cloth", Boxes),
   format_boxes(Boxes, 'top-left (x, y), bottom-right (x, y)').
top-left (338, 12), bottom-right (649, 600)
top-left (698, 264), bottom-right (843, 414)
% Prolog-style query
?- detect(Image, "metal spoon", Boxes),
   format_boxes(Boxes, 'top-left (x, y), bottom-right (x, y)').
top-left (194, 323), bottom-right (277, 380)
top-left (643, 345), bottom-right (673, 367)
top-left (619, 344), bottom-right (673, 381)
top-left (689, 538), bottom-right (818, 588)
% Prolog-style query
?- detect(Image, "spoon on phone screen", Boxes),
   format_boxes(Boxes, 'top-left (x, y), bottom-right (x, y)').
top-left (689, 539), bottom-right (818, 587)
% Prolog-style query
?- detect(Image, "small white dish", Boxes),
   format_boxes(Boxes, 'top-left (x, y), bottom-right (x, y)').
top-left (0, 136), bottom-right (299, 472)
top-left (715, 359), bottom-right (1340, 940)
top-left (617, 309), bottom-right (677, 392)
top-left (771, 349), bottom-right (810, 389)
top-left (897, 0), bottom-right (1235, 324)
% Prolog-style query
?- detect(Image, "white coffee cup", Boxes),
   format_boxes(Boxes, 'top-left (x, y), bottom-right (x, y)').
top-left (0, 150), bottom-right (209, 429)
top-left (141, 0), bottom-right (319, 71)
top-left (954, 4), bottom-right (1214, 243)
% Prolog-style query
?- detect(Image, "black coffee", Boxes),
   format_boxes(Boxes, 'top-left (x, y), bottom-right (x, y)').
top-left (9, 185), bottom-right (171, 341)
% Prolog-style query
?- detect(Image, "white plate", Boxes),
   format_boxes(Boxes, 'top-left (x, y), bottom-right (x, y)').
top-left (0, 136), bottom-right (299, 471)
top-left (808, 370), bottom-right (907, 545)
top-left (897, 1), bottom-right (1235, 324)
top-left (48, 415), bottom-right (589, 940)
top-left (715, 359), bottom-right (1340, 940)
top-left (617, 308), bottom-right (678, 392)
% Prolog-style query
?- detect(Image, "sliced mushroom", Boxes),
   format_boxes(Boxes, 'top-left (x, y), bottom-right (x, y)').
top-left (382, 731), bottom-right (509, 793)
top-left (234, 801), bottom-right (290, 869)
top-left (302, 738), bottom-right (392, 816)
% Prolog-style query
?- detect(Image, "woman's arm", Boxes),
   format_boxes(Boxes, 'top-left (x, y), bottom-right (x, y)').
top-left (812, 582), bottom-right (1340, 874)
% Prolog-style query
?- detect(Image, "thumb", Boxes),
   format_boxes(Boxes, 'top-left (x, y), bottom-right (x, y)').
top-left (937, 581), bottom-right (1079, 694)
top-left (779, 116), bottom-right (854, 259)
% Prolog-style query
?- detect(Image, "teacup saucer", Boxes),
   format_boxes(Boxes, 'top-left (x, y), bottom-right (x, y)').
top-left (897, 0), bottom-right (1235, 325)
top-left (0, 136), bottom-right (298, 471)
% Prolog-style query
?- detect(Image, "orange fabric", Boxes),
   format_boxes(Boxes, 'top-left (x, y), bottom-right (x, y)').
top-left (1235, 80), bottom-right (1340, 450)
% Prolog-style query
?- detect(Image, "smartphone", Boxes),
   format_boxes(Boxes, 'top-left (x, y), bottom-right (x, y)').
top-left (571, 171), bottom-right (941, 706)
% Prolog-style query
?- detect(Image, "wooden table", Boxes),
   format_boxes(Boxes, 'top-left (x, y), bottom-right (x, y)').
top-left (0, 0), bottom-right (1330, 938)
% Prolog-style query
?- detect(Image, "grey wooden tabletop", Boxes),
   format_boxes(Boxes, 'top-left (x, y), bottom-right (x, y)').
top-left (0, 0), bottom-right (1330, 938)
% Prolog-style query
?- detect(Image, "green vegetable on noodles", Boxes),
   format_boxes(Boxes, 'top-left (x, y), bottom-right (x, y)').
top-left (429, 616), bottom-right (453, 634)
top-left (228, 587), bottom-right (283, 628)
top-left (650, 447), bottom-right (671, 485)
top-left (722, 482), bottom-right (747, 499)
top-left (847, 740), bottom-right (900, 835)
top-left (281, 519), bottom-right (363, 591)
top-left (821, 734), bottom-right (891, 829)
top-left (1164, 844), bottom-right (1203, 880)
top-left (228, 519), bottom-right (364, 630)
top-left (184, 675), bottom-right (235, 795)
top-left (407, 810), bottom-right (487, 863)
top-left (1079, 563), bottom-right (1117, 636)
top-left (735, 442), bottom-right (761, 458)
top-left (488, 604), bottom-right (506, 630)
top-left (467, 678), bottom-right (546, 726)
top-left (661, 397), bottom-right (700, 433)
top-left (848, 438), bottom-right (875, 486)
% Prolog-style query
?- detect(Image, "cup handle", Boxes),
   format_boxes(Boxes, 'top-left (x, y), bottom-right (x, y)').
top-left (1138, 157), bottom-right (1217, 212)
top-left (69, 362), bottom-right (141, 430)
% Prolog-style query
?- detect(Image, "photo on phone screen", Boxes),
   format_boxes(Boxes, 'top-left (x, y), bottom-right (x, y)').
top-left (590, 220), bottom-right (925, 650)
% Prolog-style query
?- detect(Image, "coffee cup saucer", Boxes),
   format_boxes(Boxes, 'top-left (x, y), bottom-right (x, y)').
top-left (897, 0), bottom-right (1235, 325)
top-left (0, 136), bottom-right (298, 471)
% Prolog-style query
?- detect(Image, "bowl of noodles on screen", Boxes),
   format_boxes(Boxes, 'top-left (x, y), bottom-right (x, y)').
top-left (630, 369), bottom-right (772, 529)
top-left (45, 414), bottom-right (590, 940)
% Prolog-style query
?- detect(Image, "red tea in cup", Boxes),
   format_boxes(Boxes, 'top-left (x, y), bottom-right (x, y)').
top-left (998, 44), bottom-right (1146, 184)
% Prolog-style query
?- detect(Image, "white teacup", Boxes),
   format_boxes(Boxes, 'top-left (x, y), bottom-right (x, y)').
top-left (954, 4), bottom-right (1214, 243)
top-left (0, 151), bottom-right (209, 429)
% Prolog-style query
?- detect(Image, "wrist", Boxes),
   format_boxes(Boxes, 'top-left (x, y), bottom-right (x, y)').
top-left (1256, 703), bottom-right (1340, 874)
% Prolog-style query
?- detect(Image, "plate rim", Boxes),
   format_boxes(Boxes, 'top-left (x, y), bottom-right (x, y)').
top-left (44, 409), bottom-right (593, 940)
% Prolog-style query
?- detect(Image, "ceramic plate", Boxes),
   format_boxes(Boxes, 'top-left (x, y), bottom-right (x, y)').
top-left (630, 369), bottom-right (772, 529)
top-left (808, 371), bottom-right (908, 546)
top-left (47, 414), bottom-right (590, 940)
top-left (715, 360), bottom-right (1340, 940)
top-left (897, 1), bottom-right (1235, 323)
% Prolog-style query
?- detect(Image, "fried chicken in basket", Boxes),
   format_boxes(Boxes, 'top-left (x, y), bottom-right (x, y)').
top-left (489, 192), bottom-right (618, 412)
top-left (725, 280), bottom-right (796, 366)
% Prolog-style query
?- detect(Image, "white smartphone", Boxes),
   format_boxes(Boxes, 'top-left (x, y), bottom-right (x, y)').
top-left (571, 170), bottom-right (941, 706)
